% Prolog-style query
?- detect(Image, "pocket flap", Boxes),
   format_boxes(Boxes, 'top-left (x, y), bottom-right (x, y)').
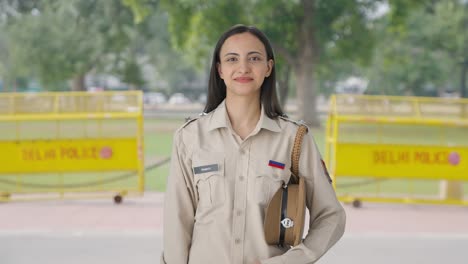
top-left (255, 158), bottom-right (291, 183)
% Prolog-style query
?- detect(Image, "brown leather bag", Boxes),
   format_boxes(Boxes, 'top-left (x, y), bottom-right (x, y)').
top-left (264, 125), bottom-right (308, 247)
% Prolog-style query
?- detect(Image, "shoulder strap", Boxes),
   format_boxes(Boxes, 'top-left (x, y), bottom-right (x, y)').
top-left (290, 125), bottom-right (308, 184)
top-left (181, 116), bottom-right (200, 129)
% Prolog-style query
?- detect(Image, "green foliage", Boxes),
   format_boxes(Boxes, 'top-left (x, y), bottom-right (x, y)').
top-left (161, 0), bottom-right (250, 66)
top-left (162, 0), bottom-right (382, 68)
top-left (121, 59), bottom-right (145, 88)
top-left (0, 0), bottom-right (202, 93)
top-left (162, 1), bottom-right (384, 89)
top-left (366, 0), bottom-right (466, 96)
top-left (122, 0), bottom-right (155, 24)
top-left (140, 10), bottom-right (203, 94)
top-left (3, 0), bottom-right (153, 90)
top-left (2, 0), bottom-right (465, 98)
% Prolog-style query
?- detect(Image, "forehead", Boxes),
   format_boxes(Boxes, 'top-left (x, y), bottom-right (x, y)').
top-left (219, 32), bottom-right (267, 55)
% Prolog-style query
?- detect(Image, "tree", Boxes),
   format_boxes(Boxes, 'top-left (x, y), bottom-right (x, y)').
top-left (4, 0), bottom-right (156, 91)
top-left (141, 10), bottom-right (205, 96)
top-left (160, 0), bottom-right (385, 126)
top-left (365, 0), bottom-right (466, 97)
top-left (0, 0), bottom-right (40, 91)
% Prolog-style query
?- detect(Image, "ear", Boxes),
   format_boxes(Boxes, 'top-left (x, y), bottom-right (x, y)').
top-left (217, 62), bottom-right (224, 79)
top-left (265, 59), bottom-right (274, 77)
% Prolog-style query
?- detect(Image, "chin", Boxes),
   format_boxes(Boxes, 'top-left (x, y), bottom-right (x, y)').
top-left (230, 90), bottom-right (261, 98)
top-left (227, 86), bottom-right (261, 97)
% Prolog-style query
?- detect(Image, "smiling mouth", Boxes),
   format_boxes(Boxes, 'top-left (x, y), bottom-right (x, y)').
top-left (235, 77), bottom-right (253, 83)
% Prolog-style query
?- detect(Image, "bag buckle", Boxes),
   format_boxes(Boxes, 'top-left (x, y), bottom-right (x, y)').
top-left (281, 218), bottom-right (294, 229)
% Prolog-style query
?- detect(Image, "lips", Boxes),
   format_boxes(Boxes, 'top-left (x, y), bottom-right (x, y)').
top-left (234, 77), bottom-right (253, 83)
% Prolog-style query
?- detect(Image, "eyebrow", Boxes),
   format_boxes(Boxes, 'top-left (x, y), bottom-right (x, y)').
top-left (223, 51), bottom-right (264, 57)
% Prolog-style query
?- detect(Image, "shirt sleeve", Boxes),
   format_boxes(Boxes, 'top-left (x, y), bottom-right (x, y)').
top-left (262, 132), bottom-right (346, 264)
top-left (161, 130), bottom-right (197, 264)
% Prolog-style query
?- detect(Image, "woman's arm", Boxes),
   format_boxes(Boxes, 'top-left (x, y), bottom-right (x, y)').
top-left (262, 132), bottom-right (346, 264)
top-left (161, 130), bottom-right (197, 264)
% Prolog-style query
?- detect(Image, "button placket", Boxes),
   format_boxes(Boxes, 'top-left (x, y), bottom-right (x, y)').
top-left (231, 143), bottom-right (250, 263)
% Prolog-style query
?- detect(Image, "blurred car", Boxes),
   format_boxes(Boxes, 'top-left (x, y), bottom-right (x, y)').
top-left (144, 92), bottom-right (167, 105)
top-left (168, 93), bottom-right (191, 104)
top-left (440, 90), bottom-right (460, 98)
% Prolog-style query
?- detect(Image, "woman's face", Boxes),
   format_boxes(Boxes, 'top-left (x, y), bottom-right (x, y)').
top-left (217, 32), bottom-right (273, 99)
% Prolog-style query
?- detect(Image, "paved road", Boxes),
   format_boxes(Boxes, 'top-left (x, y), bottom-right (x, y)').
top-left (1, 192), bottom-right (467, 264)
top-left (1, 232), bottom-right (466, 264)
top-left (0, 231), bottom-right (162, 264)
top-left (321, 233), bottom-right (468, 264)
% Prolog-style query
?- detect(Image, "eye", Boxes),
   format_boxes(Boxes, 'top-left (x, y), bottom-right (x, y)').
top-left (249, 56), bottom-right (262, 62)
top-left (226, 57), bottom-right (238, 62)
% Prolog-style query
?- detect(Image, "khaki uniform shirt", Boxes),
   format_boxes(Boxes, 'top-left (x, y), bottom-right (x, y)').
top-left (161, 101), bottom-right (346, 264)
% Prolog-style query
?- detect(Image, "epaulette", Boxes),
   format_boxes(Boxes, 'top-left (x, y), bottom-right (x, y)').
top-left (279, 115), bottom-right (308, 128)
top-left (181, 112), bottom-right (207, 128)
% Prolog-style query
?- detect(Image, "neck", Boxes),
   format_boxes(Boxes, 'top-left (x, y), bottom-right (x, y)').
top-left (225, 95), bottom-right (261, 140)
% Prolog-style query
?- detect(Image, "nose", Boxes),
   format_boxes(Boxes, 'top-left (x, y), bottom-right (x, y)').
top-left (237, 58), bottom-right (251, 74)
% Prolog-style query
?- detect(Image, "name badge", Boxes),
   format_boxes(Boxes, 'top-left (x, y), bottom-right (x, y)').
top-left (193, 164), bottom-right (219, 174)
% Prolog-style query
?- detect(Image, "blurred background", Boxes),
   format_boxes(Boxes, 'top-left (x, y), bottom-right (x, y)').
top-left (0, 0), bottom-right (467, 263)
top-left (1, 0), bottom-right (466, 115)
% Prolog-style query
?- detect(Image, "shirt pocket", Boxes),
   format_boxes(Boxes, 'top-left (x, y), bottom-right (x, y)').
top-left (254, 159), bottom-right (291, 207)
top-left (192, 153), bottom-right (225, 209)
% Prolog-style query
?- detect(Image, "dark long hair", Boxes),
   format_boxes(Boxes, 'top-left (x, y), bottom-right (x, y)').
top-left (203, 25), bottom-right (284, 118)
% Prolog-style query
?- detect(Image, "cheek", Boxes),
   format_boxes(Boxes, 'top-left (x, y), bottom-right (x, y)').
top-left (217, 64), bottom-right (224, 79)
top-left (219, 66), bottom-right (231, 79)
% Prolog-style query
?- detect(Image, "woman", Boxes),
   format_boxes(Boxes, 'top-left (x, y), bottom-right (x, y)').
top-left (161, 25), bottom-right (345, 264)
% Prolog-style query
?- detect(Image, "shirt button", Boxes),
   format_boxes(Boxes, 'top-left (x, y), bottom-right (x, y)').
top-left (239, 149), bottom-right (246, 155)
top-left (236, 210), bottom-right (243, 216)
top-left (235, 239), bottom-right (241, 244)
top-left (239, 176), bottom-right (245, 181)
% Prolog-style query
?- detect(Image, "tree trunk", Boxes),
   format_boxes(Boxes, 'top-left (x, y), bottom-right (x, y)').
top-left (295, 0), bottom-right (320, 127)
top-left (277, 66), bottom-right (290, 109)
top-left (71, 74), bottom-right (86, 91)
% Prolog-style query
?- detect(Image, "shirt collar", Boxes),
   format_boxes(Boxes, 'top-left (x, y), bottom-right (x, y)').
top-left (208, 100), bottom-right (282, 133)
top-left (207, 100), bottom-right (229, 131)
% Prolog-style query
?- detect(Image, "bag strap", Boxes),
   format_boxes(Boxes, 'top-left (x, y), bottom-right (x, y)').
top-left (290, 125), bottom-right (308, 184)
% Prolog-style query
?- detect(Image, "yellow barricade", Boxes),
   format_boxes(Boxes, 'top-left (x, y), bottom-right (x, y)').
top-left (325, 94), bottom-right (468, 207)
top-left (0, 91), bottom-right (144, 203)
